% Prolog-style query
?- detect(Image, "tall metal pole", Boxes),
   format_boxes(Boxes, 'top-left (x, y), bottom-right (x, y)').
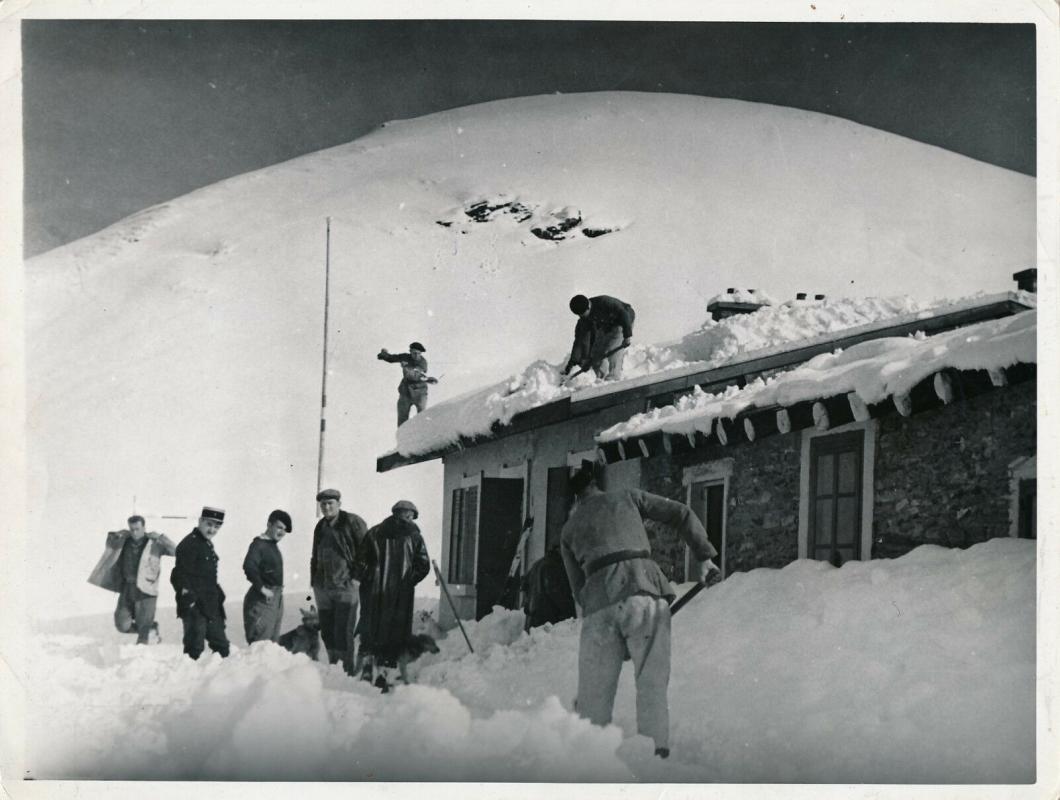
top-left (316, 217), bottom-right (332, 507)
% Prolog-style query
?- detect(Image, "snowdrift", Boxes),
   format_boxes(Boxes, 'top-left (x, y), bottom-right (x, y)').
top-left (24, 538), bottom-right (1035, 783)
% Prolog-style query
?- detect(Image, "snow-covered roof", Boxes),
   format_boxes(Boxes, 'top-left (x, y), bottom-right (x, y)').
top-left (597, 307), bottom-right (1036, 446)
top-left (378, 291), bottom-right (1034, 471)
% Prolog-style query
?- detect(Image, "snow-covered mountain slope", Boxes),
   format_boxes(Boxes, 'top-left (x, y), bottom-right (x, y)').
top-left (25, 538), bottom-right (1034, 782)
top-left (24, 92), bottom-right (1034, 620)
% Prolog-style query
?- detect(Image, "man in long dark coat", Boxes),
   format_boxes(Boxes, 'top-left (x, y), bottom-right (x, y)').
top-left (356, 499), bottom-right (431, 688)
top-left (171, 506), bottom-right (230, 660)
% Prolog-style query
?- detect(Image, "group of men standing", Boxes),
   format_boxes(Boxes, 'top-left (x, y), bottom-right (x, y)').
top-left (89, 489), bottom-right (431, 685)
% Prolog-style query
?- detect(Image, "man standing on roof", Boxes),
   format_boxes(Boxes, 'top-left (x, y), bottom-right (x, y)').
top-left (563, 294), bottom-right (635, 381)
top-left (242, 509), bottom-right (292, 645)
top-left (560, 461), bottom-right (720, 759)
top-left (312, 488), bottom-right (367, 673)
top-left (378, 341), bottom-right (439, 426)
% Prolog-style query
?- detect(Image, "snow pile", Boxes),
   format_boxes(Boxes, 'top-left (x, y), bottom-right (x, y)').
top-left (395, 294), bottom-right (969, 456)
top-left (22, 538), bottom-right (1034, 782)
top-left (26, 635), bottom-right (629, 782)
top-left (599, 307), bottom-right (1036, 443)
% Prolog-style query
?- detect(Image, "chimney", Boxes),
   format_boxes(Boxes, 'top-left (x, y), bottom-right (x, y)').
top-left (707, 288), bottom-right (770, 321)
top-left (1012, 268), bottom-right (1037, 293)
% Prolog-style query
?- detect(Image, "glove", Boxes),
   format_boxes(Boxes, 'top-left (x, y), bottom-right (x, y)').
top-left (692, 558), bottom-right (721, 585)
top-left (377, 349), bottom-right (389, 360)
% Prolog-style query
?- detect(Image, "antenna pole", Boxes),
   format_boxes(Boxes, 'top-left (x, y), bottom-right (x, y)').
top-left (316, 217), bottom-right (332, 511)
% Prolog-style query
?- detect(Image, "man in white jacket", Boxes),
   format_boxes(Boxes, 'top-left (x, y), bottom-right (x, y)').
top-left (88, 515), bottom-right (176, 644)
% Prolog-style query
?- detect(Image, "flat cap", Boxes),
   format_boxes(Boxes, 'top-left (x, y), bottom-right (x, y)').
top-left (316, 488), bottom-right (341, 502)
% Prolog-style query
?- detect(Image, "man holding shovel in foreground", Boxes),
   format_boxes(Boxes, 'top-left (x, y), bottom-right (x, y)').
top-left (562, 294), bottom-right (635, 381)
top-left (560, 461), bottom-right (720, 759)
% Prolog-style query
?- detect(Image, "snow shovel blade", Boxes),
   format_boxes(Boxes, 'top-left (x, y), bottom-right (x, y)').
top-left (669, 581), bottom-right (706, 617)
top-left (562, 343), bottom-right (630, 383)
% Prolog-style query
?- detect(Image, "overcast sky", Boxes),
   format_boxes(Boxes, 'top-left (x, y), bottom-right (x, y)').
top-left (22, 20), bottom-right (1035, 258)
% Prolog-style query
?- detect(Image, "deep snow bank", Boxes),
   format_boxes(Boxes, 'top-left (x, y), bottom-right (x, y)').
top-left (24, 538), bottom-right (1034, 783)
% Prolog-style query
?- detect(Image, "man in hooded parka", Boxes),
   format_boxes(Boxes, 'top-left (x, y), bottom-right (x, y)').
top-left (356, 499), bottom-right (431, 686)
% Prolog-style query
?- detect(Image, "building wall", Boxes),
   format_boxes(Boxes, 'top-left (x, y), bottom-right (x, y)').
top-left (435, 379), bottom-right (1035, 625)
top-left (438, 397), bottom-right (644, 626)
top-left (639, 381), bottom-right (1035, 573)
top-left (640, 432), bottom-right (802, 579)
top-left (871, 380), bottom-right (1036, 557)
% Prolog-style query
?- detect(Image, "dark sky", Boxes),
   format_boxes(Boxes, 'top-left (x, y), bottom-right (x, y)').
top-left (22, 20), bottom-right (1035, 257)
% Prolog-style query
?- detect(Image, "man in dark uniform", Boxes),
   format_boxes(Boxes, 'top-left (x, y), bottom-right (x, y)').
top-left (171, 506), bottom-right (230, 660)
top-left (378, 341), bottom-right (438, 426)
top-left (311, 488), bottom-right (367, 672)
top-left (563, 294), bottom-right (636, 380)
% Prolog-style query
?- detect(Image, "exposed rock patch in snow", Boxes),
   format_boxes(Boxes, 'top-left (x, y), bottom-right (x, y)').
top-left (435, 194), bottom-right (625, 242)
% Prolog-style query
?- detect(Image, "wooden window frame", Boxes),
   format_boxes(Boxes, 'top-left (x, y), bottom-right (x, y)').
top-left (683, 458), bottom-right (733, 579)
top-left (798, 420), bottom-right (877, 563)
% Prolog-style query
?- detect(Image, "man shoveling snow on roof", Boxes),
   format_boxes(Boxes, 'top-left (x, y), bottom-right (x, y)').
top-left (378, 341), bottom-right (439, 426)
top-left (560, 461), bottom-right (719, 759)
top-left (563, 294), bottom-right (636, 381)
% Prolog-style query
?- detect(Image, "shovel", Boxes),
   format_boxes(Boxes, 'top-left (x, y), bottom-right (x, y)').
top-left (563, 343), bottom-right (630, 382)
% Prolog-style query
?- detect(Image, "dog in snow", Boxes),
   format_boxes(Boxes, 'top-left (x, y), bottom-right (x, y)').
top-left (361, 633), bottom-right (441, 691)
top-left (278, 599), bottom-right (322, 662)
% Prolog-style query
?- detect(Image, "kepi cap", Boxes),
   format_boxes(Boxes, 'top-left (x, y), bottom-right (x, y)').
top-left (201, 506), bottom-right (225, 522)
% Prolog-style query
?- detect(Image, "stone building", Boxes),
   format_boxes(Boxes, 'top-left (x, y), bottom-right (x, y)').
top-left (377, 281), bottom-right (1037, 626)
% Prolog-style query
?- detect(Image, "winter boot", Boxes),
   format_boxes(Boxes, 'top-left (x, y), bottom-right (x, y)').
top-left (360, 659), bottom-right (374, 684)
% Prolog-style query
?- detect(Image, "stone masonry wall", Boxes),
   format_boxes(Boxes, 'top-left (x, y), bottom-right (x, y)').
top-left (872, 380), bottom-right (1036, 557)
top-left (640, 432), bottom-right (802, 579)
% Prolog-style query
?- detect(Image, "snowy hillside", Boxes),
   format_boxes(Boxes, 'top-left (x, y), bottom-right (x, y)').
top-left (23, 538), bottom-right (1034, 782)
top-left (24, 91), bottom-right (1034, 621)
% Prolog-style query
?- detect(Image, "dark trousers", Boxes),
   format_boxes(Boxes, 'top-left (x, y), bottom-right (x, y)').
top-left (114, 584), bottom-right (158, 644)
top-left (243, 589), bottom-right (284, 644)
top-left (313, 585), bottom-right (358, 666)
top-left (397, 384), bottom-right (428, 425)
top-left (181, 605), bottom-right (230, 660)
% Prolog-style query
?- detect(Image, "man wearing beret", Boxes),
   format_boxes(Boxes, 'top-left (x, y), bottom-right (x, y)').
top-left (311, 489), bottom-right (367, 672)
top-left (242, 509), bottom-right (292, 645)
top-left (377, 341), bottom-right (439, 426)
top-left (171, 506), bottom-right (230, 660)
